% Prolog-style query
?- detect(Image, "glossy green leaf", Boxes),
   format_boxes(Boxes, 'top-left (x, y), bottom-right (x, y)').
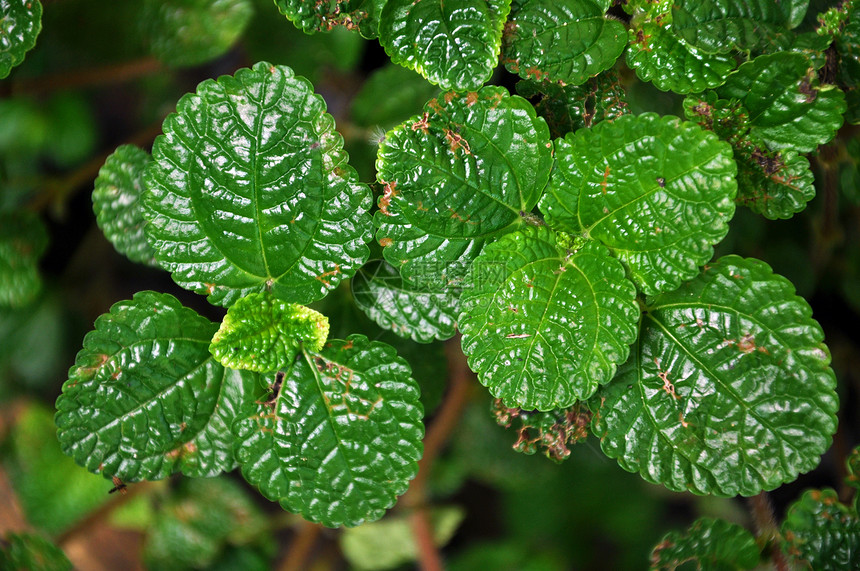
top-left (143, 477), bottom-right (274, 571)
top-left (378, 0), bottom-right (512, 90)
top-left (0, 0), bottom-right (42, 79)
top-left (0, 210), bottom-right (48, 308)
top-left (735, 148), bottom-right (816, 219)
top-left (351, 64), bottom-right (440, 130)
top-left (351, 259), bottom-right (459, 343)
top-left (626, 20), bottom-right (736, 94)
top-left (209, 291), bottom-right (330, 372)
top-left (142, 0), bottom-right (253, 67)
top-left (55, 291), bottom-right (261, 481)
top-left (781, 489), bottom-right (860, 570)
top-left (836, 8), bottom-right (860, 124)
top-left (144, 62), bottom-right (372, 307)
top-left (340, 506), bottom-right (464, 570)
top-left (592, 256), bottom-right (839, 496)
top-left (375, 87), bottom-right (552, 291)
top-left (716, 52), bottom-right (846, 153)
top-left (0, 532), bottom-right (72, 571)
top-left (847, 445), bottom-right (860, 491)
top-left (233, 335), bottom-right (423, 527)
top-left (671, 0), bottom-right (798, 54)
top-left (92, 144), bottom-right (158, 266)
top-left (501, 0), bottom-right (625, 85)
top-left (540, 113), bottom-right (737, 296)
top-left (650, 517), bottom-right (760, 571)
top-left (459, 226), bottom-right (639, 410)
top-left (516, 70), bottom-right (630, 138)
top-left (274, 0), bottom-right (382, 38)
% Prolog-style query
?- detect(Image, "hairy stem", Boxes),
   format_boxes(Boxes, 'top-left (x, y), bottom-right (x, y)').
top-left (747, 492), bottom-right (788, 571)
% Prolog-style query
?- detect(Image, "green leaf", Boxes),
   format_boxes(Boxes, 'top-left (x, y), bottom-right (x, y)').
top-left (491, 398), bottom-right (591, 462)
top-left (0, 0), bottom-right (42, 79)
top-left (0, 210), bottom-right (48, 308)
top-left (92, 145), bottom-right (158, 266)
top-left (375, 87), bottom-right (552, 291)
top-left (378, 0), bottom-right (512, 90)
top-left (340, 506), bottom-right (464, 570)
top-left (735, 147), bottom-right (816, 219)
top-left (836, 9), bottom-right (860, 124)
top-left (501, 0), bottom-right (625, 85)
top-left (847, 445), bottom-right (860, 491)
top-left (351, 64), bottom-right (441, 130)
top-left (650, 517), bottom-right (760, 571)
top-left (144, 62), bottom-right (372, 307)
top-left (459, 226), bottom-right (639, 410)
top-left (592, 256), bottom-right (839, 496)
top-left (626, 20), bottom-right (737, 94)
top-left (351, 260), bottom-right (459, 343)
top-left (274, 0), bottom-right (383, 39)
top-left (540, 113), bottom-right (737, 296)
top-left (142, 0), bottom-right (254, 67)
top-left (516, 70), bottom-right (630, 138)
top-left (233, 335), bottom-right (423, 527)
top-left (781, 489), bottom-right (860, 570)
top-left (143, 477), bottom-right (274, 571)
top-left (0, 532), bottom-right (72, 571)
top-left (55, 291), bottom-right (261, 481)
top-left (671, 0), bottom-right (797, 54)
top-left (716, 52), bottom-right (846, 153)
top-left (209, 291), bottom-right (330, 372)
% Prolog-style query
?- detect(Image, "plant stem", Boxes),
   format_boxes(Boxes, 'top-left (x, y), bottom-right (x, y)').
top-left (401, 336), bottom-right (473, 571)
top-left (10, 57), bottom-right (163, 97)
top-left (278, 520), bottom-right (322, 571)
top-left (55, 480), bottom-right (151, 547)
top-left (747, 492), bottom-right (788, 571)
top-left (29, 120), bottom-right (164, 214)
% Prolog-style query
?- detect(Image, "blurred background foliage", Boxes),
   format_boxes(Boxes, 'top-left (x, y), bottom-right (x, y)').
top-left (0, 0), bottom-right (858, 569)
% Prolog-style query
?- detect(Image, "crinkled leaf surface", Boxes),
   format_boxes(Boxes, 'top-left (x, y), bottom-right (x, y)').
top-left (501, 0), bottom-right (625, 85)
top-left (0, 532), bottom-right (72, 571)
top-left (459, 226), bottom-right (639, 410)
top-left (275, 0), bottom-right (383, 38)
top-left (516, 71), bottom-right (630, 138)
top-left (376, 87), bottom-right (552, 291)
top-left (233, 335), bottom-right (423, 527)
top-left (209, 291), bottom-right (330, 372)
top-left (540, 113), bottom-right (737, 296)
top-left (92, 144), bottom-right (158, 266)
top-left (378, 0), bottom-right (511, 90)
top-left (626, 18), bottom-right (736, 94)
top-left (144, 62), bottom-right (372, 307)
top-left (55, 291), bottom-right (261, 481)
top-left (592, 256), bottom-right (839, 496)
top-left (143, 0), bottom-right (253, 67)
top-left (735, 148), bottom-right (815, 219)
top-left (781, 489), bottom-right (860, 570)
top-left (671, 0), bottom-right (799, 54)
top-left (716, 52), bottom-right (846, 153)
top-left (352, 260), bottom-right (459, 343)
top-left (650, 517), bottom-right (760, 571)
top-left (0, 0), bottom-right (42, 79)
top-left (0, 210), bottom-right (48, 308)
top-left (682, 93), bottom-right (816, 219)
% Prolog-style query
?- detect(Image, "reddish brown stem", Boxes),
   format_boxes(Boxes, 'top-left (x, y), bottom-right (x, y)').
top-left (401, 336), bottom-right (472, 571)
top-left (11, 57), bottom-right (162, 97)
top-left (278, 520), bottom-right (322, 571)
top-left (747, 492), bottom-right (789, 571)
